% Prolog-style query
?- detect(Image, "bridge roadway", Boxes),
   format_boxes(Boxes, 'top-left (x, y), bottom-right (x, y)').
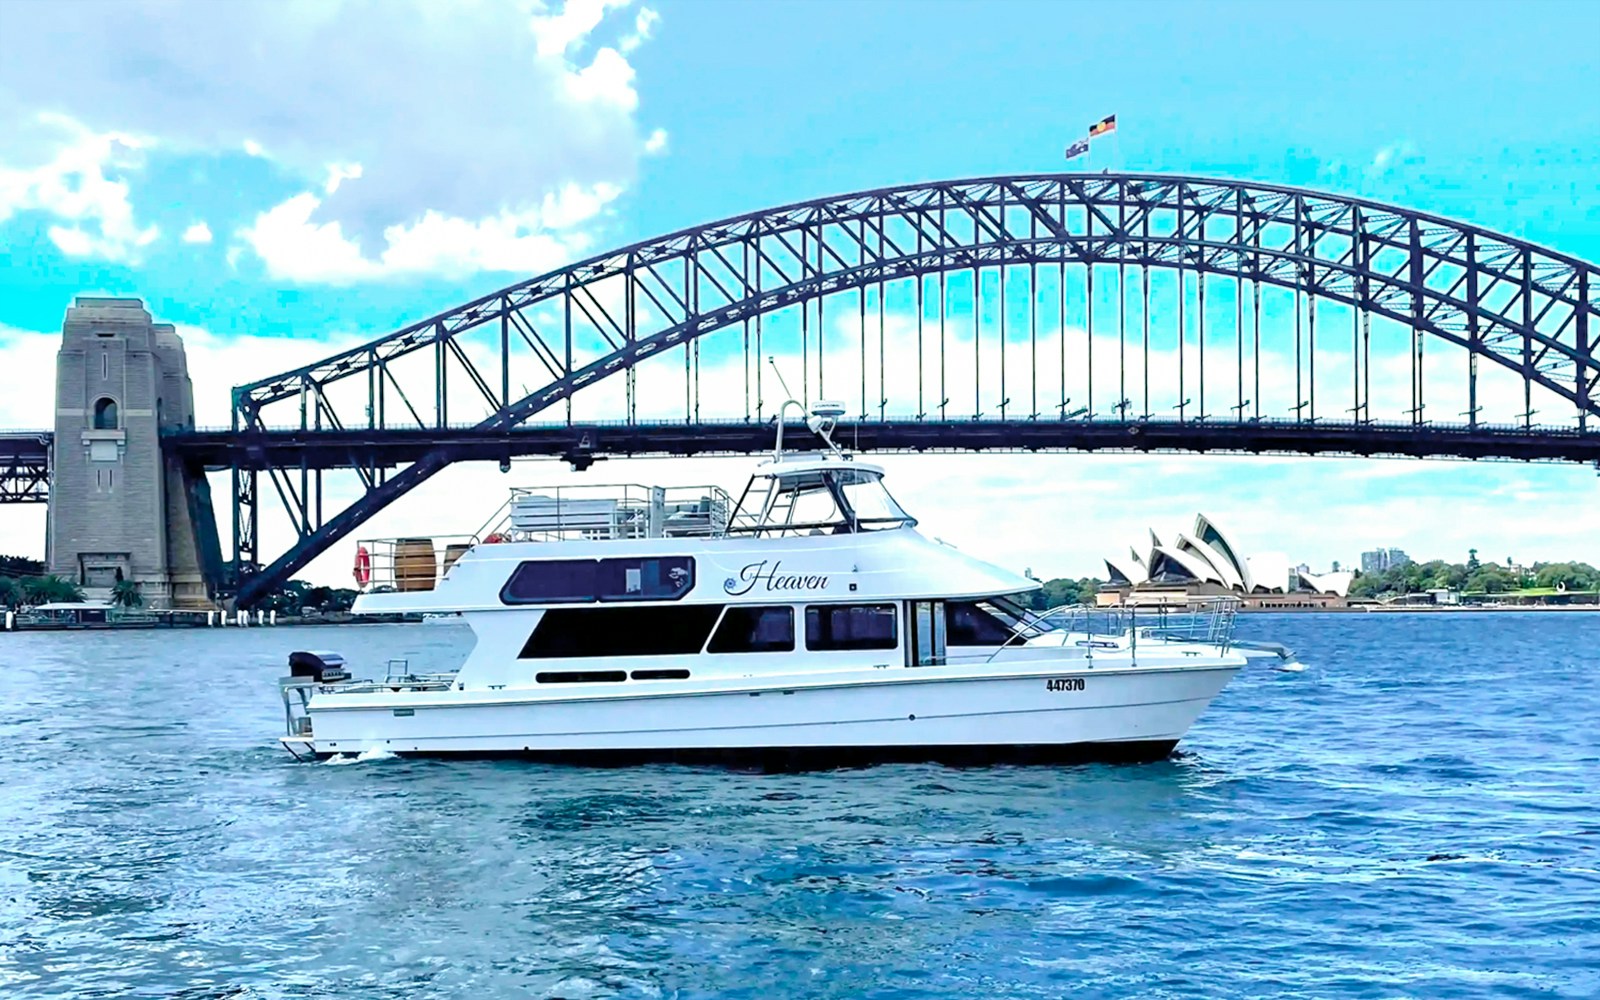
top-left (168, 419), bottom-right (1600, 468)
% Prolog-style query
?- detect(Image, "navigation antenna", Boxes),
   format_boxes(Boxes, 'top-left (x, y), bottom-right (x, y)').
top-left (766, 356), bottom-right (847, 457)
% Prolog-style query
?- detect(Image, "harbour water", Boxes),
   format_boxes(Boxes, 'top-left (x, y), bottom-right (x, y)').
top-left (1, 614), bottom-right (1595, 998)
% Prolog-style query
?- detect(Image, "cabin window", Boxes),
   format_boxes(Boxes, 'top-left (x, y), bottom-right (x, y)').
top-left (501, 559), bottom-right (599, 604)
top-left (501, 556), bottom-right (696, 604)
top-left (707, 605), bottom-right (795, 653)
top-left (945, 602), bottom-right (1017, 646)
top-left (596, 556), bottom-right (694, 601)
top-left (631, 668), bottom-right (691, 680)
top-left (518, 605), bottom-right (724, 658)
top-left (92, 397), bottom-right (119, 430)
top-left (805, 603), bottom-right (898, 651)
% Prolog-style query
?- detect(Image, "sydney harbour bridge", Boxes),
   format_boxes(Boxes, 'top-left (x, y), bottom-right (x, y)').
top-left (3, 173), bottom-right (1597, 607)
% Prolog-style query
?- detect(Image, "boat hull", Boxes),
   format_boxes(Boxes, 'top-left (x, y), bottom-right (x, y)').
top-left (289, 739), bottom-right (1179, 769)
top-left (292, 662), bottom-right (1240, 768)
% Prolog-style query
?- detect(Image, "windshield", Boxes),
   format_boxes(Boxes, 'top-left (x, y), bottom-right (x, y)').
top-left (986, 595), bottom-right (1061, 638)
top-left (728, 466), bottom-right (916, 535)
top-left (838, 473), bottom-right (913, 529)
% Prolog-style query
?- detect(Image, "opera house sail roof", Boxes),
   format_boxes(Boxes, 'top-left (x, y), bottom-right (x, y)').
top-left (1103, 514), bottom-right (1353, 597)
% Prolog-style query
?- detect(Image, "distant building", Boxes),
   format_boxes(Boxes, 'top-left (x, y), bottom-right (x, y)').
top-left (1361, 548), bottom-right (1412, 574)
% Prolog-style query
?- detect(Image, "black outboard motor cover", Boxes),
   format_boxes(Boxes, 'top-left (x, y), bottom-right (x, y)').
top-left (288, 650), bottom-right (351, 683)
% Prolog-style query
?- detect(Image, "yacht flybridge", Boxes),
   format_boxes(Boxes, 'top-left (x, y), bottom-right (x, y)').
top-left (278, 401), bottom-right (1248, 767)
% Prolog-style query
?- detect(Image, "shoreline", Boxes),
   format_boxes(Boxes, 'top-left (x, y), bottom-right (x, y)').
top-left (1239, 603), bottom-right (1600, 614)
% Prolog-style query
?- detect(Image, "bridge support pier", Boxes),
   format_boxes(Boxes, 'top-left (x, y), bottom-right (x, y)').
top-left (48, 298), bottom-right (221, 608)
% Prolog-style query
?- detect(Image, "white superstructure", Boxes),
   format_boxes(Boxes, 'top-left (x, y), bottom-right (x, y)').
top-left (279, 403), bottom-right (1248, 767)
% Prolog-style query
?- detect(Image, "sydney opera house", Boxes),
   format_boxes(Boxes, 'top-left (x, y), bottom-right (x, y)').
top-left (1099, 514), bottom-right (1354, 606)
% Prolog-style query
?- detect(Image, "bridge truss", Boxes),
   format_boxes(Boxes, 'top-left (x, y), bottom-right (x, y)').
top-left (225, 173), bottom-right (1600, 606)
top-left (0, 433), bottom-right (50, 503)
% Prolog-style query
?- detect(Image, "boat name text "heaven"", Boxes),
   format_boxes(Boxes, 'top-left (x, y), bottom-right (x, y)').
top-left (723, 560), bottom-right (831, 596)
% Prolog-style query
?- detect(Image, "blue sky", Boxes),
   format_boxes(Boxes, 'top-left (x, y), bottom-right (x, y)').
top-left (2, 0), bottom-right (1598, 582)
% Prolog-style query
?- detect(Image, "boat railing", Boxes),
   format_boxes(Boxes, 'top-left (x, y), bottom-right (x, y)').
top-left (476, 483), bottom-right (734, 543)
top-left (1129, 598), bottom-right (1240, 648)
top-left (1029, 597), bottom-right (1241, 651)
top-left (353, 534), bottom-right (481, 594)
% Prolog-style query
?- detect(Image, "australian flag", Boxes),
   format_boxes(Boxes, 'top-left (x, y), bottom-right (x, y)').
top-left (1064, 138), bottom-right (1089, 160)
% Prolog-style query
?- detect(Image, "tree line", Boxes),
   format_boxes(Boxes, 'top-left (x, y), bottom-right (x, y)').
top-left (0, 555), bottom-right (356, 614)
top-left (1347, 554), bottom-right (1599, 599)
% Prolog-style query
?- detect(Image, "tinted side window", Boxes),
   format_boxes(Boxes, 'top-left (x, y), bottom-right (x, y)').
top-left (708, 606), bottom-right (795, 653)
top-left (519, 605), bottom-right (724, 658)
top-left (597, 556), bottom-right (694, 601)
top-left (945, 602), bottom-right (1016, 646)
top-left (500, 559), bottom-right (598, 604)
top-left (805, 603), bottom-right (898, 651)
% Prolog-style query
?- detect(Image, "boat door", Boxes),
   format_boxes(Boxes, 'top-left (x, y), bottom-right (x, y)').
top-left (907, 600), bottom-right (947, 666)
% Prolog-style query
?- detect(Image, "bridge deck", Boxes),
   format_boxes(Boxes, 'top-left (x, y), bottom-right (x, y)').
top-left (166, 419), bottom-right (1600, 468)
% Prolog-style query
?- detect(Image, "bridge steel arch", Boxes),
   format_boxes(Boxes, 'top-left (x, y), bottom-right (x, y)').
top-left (228, 173), bottom-right (1599, 606)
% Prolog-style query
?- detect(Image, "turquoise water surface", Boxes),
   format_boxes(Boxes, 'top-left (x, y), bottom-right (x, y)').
top-left (0, 614), bottom-right (1595, 998)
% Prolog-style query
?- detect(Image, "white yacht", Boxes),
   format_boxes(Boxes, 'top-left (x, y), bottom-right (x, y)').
top-left (278, 402), bottom-right (1248, 767)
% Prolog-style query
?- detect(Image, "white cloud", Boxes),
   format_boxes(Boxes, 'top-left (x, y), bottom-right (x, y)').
top-left (238, 192), bottom-right (380, 282)
top-left (322, 162), bottom-right (363, 196)
top-left (0, 0), bottom-right (666, 283)
top-left (0, 113), bottom-right (159, 262)
top-left (1368, 140), bottom-right (1422, 178)
top-left (530, 0), bottom-right (631, 57)
top-left (643, 127), bottom-right (669, 156)
top-left (241, 180), bottom-right (623, 282)
top-left (182, 221), bottom-right (213, 244)
top-left (621, 6), bottom-right (659, 52)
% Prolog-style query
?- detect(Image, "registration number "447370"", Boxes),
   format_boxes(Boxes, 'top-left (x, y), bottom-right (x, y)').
top-left (1045, 677), bottom-right (1086, 692)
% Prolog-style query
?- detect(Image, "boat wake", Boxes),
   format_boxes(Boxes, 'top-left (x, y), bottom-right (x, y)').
top-left (322, 747), bottom-right (398, 766)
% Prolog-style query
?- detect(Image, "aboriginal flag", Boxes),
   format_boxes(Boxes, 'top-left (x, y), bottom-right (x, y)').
top-left (1089, 114), bottom-right (1117, 137)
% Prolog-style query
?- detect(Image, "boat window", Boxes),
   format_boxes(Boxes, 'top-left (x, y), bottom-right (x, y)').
top-left (946, 601), bottom-right (1017, 646)
top-left (630, 668), bottom-right (691, 680)
top-left (501, 559), bottom-right (599, 604)
top-left (837, 473), bottom-right (913, 530)
top-left (518, 605), bottom-right (724, 658)
top-left (502, 557), bottom-right (696, 604)
top-left (805, 603), bottom-right (898, 651)
top-left (596, 556), bottom-right (694, 601)
top-left (535, 670), bottom-right (627, 683)
top-left (707, 605), bottom-right (795, 653)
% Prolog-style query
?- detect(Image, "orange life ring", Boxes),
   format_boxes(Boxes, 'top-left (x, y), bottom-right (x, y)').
top-left (353, 545), bottom-right (372, 586)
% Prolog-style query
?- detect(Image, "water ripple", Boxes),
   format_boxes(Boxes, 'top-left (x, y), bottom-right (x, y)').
top-left (0, 617), bottom-right (1597, 997)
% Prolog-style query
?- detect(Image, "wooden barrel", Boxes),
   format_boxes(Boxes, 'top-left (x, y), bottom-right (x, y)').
top-left (394, 538), bottom-right (437, 592)
top-left (442, 543), bottom-right (471, 575)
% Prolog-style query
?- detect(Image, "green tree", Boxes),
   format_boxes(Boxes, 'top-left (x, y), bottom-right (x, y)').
top-left (1466, 564), bottom-right (1512, 594)
top-left (20, 575), bottom-right (84, 605)
top-left (1534, 562), bottom-right (1599, 591)
top-left (0, 577), bottom-right (21, 610)
top-left (111, 579), bottom-right (144, 608)
top-left (1021, 577), bottom-right (1104, 610)
top-left (0, 555), bottom-right (43, 577)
